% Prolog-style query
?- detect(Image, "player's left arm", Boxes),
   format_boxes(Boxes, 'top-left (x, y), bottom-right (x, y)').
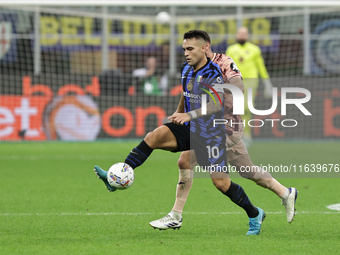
top-left (189, 91), bottom-right (224, 118)
top-left (169, 73), bottom-right (224, 125)
top-left (169, 92), bottom-right (224, 125)
top-left (168, 92), bottom-right (186, 125)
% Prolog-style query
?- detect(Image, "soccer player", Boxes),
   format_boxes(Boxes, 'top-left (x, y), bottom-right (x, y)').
top-left (150, 31), bottom-right (298, 230)
top-left (226, 26), bottom-right (273, 147)
top-left (94, 30), bottom-right (265, 235)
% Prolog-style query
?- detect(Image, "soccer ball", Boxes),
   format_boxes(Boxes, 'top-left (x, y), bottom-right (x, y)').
top-left (156, 11), bottom-right (171, 24)
top-left (107, 163), bottom-right (135, 190)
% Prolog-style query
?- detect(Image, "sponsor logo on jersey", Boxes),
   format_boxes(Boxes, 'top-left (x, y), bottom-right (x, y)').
top-left (183, 91), bottom-right (201, 103)
top-left (183, 91), bottom-right (201, 99)
top-left (230, 62), bottom-right (239, 73)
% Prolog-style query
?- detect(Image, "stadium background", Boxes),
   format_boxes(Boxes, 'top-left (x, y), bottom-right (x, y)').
top-left (1, 2), bottom-right (340, 254)
top-left (1, 2), bottom-right (340, 141)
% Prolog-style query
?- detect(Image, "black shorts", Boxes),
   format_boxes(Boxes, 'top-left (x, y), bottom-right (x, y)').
top-left (164, 122), bottom-right (228, 173)
top-left (191, 132), bottom-right (228, 173)
top-left (164, 122), bottom-right (190, 152)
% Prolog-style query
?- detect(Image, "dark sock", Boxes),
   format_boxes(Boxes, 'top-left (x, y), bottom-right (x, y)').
top-left (223, 181), bottom-right (259, 218)
top-left (124, 140), bottom-right (153, 169)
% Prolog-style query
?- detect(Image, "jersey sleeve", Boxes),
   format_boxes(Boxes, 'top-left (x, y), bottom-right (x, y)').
top-left (209, 68), bottom-right (224, 94)
top-left (222, 56), bottom-right (242, 82)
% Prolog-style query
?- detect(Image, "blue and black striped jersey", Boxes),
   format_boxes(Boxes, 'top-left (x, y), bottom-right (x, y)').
top-left (181, 58), bottom-right (226, 138)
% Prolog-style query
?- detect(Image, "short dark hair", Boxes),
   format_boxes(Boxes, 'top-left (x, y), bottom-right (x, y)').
top-left (183, 30), bottom-right (211, 44)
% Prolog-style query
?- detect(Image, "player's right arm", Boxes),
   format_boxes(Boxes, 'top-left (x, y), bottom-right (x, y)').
top-left (175, 91), bottom-right (185, 114)
top-left (168, 63), bottom-right (186, 123)
top-left (168, 91), bottom-right (185, 125)
top-left (175, 63), bottom-right (187, 114)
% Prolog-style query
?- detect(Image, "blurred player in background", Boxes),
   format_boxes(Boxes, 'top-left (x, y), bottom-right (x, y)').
top-left (150, 30), bottom-right (298, 231)
top-left (132, 56), bottom-right (168, 96)
top-left (226, 27), bottom-right (273, 147)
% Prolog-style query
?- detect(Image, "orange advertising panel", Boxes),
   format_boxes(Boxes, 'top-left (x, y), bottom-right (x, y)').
top-left (1, 75), bottom-right (340, 140)
top-left (0, 96), bottom-right (50, 140)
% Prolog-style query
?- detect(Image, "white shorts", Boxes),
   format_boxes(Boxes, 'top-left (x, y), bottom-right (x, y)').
top-left (226, 131), bottom-right (248, 162)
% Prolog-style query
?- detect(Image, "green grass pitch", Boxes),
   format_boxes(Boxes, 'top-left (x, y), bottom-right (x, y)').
top-left (1, 141), bottom-right (339, 254)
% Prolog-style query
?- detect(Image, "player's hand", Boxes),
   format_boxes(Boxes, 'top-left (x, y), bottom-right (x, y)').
top-left (263, 79), bottom-right (273, 99)
top-left (168, 112), bottom-right (178, 124)
top-left (168, 113), bottom-right (191, 125)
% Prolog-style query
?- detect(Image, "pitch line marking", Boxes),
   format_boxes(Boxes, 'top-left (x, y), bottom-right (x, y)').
top-left (327, 203), bottom-right (340, 211)
top-left (1, 211), bottom-right (339, 216)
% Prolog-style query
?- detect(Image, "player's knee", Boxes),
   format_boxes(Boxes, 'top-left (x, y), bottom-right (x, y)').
top-left (144, 128), bottom-right (166, 148)
top-left (212, 178), bottom-right (230, 193)
top-left (230, 159), bottom-right (256, 179)
top-left (238, 170), bottom-right (256, 179)
top-left (144, 131), bottom-right (156, 148)
top-left (178, 156), bottom-right (190, 170)
top-left (253, 178), bottom-right (270, 189)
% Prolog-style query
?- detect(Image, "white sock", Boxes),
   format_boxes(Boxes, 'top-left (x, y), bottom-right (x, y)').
top-left (170, 210), bottom-right (182, 220)
top-left (281, 188), bottom-right (290, 201)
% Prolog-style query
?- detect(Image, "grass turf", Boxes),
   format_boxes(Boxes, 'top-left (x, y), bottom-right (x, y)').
top-left (0, 141), bottom-right (339, 254)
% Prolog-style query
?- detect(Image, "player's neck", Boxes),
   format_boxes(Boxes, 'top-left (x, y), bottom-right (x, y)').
top-left (206, 50), bottom-right (214, 60)
top-left (193, 57), bottom-right (208, 72)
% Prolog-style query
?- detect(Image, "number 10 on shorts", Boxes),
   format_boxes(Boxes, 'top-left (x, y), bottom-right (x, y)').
top-left (206, 146), bottom-right (220, 159)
